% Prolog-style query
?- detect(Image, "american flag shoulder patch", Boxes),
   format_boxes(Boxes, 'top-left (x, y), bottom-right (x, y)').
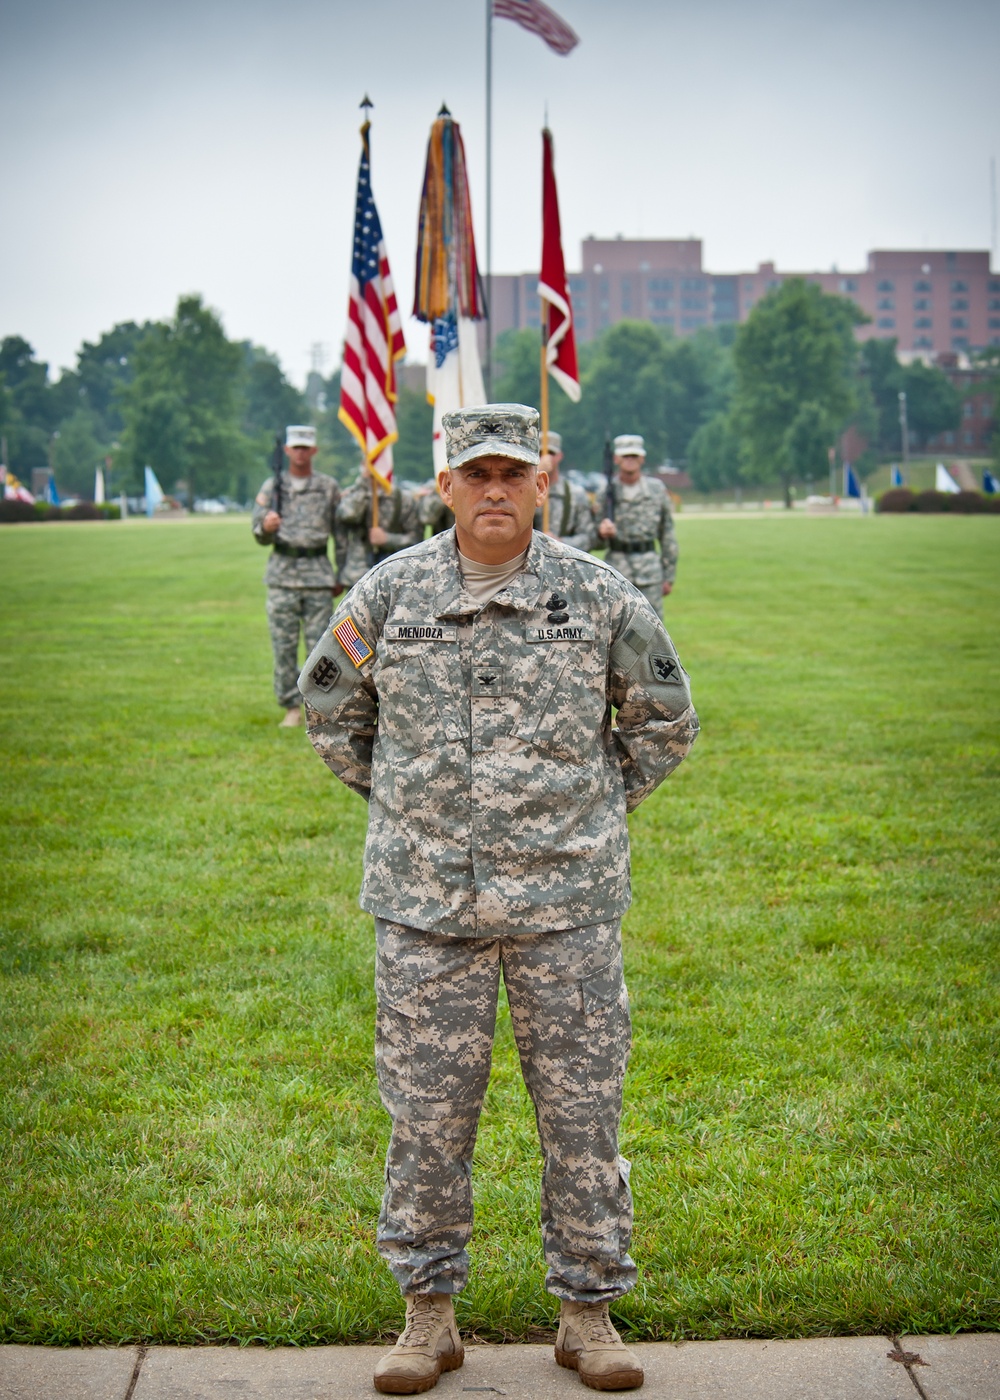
top-left (332, 615), bottom-right (374, 668)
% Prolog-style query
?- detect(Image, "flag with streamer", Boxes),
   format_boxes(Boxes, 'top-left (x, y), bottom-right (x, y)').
top-left (494, 0), bottom-right (579, 54)
top-left (891, 465), bottom-right (904, 487)
top-left (338, 120), bottom-right (405, 493)
top-left (413, 109), bottom-right (486, 476)
top-left (144, 465), bottom-right (164, 517)
top-left (843, 463), bottom-right (861, 498)
top-left (539, 127), bottom-right (580, 404)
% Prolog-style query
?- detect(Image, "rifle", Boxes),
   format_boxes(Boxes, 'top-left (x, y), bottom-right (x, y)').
top-left (270, 435), bottom-right (284, 521)
top-left (603, 431), bottom-right (615, 523)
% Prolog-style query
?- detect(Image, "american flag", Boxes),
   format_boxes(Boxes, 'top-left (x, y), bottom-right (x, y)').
top-left (338, 125), bottom-right (405, 493)
top-left (493, 0), bottom-right (579, 55)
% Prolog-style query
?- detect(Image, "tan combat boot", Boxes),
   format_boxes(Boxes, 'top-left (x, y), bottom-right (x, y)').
top-left (278, 706), bottom-right (302, 728)
top-left (373, 1292), bottom-right (464, 1395)
top-left (555, 1300), bottom-right (644, 1391)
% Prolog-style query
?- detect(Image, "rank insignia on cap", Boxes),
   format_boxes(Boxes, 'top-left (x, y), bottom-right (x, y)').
top-left (332, 615), bottom-right (374, 668)
top-left (651, 654), bottom-right (679, 682)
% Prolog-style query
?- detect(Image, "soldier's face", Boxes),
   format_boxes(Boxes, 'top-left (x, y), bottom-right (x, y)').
top-left (442, 454), bottom-right (548, 560)
top-left (615, 453), bottom-right (644, 484)
top-left (285, 444), bottom-right (317, 474)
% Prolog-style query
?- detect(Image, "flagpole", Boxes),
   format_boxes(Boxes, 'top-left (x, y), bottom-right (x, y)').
top-left (360, 95), bottom-right (381, 538)
top-left (540, 300), bottom-right (550, 532)
top-left (485, 0), bottom-right (493, 399)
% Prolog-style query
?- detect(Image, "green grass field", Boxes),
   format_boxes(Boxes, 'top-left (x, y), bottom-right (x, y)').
top-left (1, 513), bottom-right (997, 1345)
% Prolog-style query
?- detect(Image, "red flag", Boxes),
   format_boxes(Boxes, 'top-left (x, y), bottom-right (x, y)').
top-left (338, 122), bottom-right (405, 492)
top-left (494, 0), bottom-right (579, 55)
top-left (539, 128), bottom-right (580, 403)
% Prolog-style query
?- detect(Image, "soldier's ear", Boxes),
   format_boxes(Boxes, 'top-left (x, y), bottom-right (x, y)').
top-left (439, 470), bottom-right (455, 508)
top-left (535, 468), bottom-right (549, 505)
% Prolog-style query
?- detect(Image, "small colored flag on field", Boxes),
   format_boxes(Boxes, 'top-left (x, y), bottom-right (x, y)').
top-left (3, 470), bottom-right (34, 503)
top-left (413, 109), bottom-right (486, 477)
top-left (843, 463), bottom-right (861, 498)
top-left (94, 465), bottom-right (106, 504)
top-left (539, 128), bottom-right (580, 405)
top-left (935, 462), bottom-right (960, 494)
top-left (144, 465), bottom-right (164, 517)
top-left (338, 119), bottom-right (405, 494)
top-left (984, 469), bottom-right (999, 495)
top-left (891, 465), bottom-right (904, 487)
top-left (46, 472), bottom-right (60, 506)
top-left (494, 0), bottom-right (579, 54)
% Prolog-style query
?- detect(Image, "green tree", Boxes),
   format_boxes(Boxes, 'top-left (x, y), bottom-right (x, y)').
top-left (687, 412), bottom-right (742, 492)
top-left (393, 385), bottom-right (434, 483)
top-left (0, 337), bottom-right (58, 475)
top-left (51, 410), bottom-right (109, 499)
top-left (902, 359), bottom-right (961, 447)
top-left (733, 279), bottom-right (863, 506)
top-left (119, 296), bottom-right (253, 500)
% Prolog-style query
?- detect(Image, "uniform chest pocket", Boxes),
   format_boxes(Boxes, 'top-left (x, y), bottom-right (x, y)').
top-left (375, 636), bottom-right (467, 752)
top-left (510, 631), bottom-right (607, 763)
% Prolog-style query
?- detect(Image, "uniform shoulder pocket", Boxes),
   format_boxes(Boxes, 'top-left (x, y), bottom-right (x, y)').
top-left (609, 607), bottom-right (659, 676)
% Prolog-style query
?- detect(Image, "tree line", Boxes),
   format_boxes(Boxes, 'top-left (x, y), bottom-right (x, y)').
top-left (3, 283), bottom-right (992, 505)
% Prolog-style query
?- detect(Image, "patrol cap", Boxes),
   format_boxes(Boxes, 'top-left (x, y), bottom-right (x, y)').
top-left (613, 434), bottom-right (645, 458)
top-left (541, 430), bottom-right (562, 453)
top-left (286, 425), bottom-right (317, 447)
top-left (444, 403), bottom-right (540, 469)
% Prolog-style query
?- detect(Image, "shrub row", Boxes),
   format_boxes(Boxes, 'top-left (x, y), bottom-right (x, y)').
top-left (0, 500), bottom-right (122, 523)
top-left (876, 488), bottom-right (1000, 514)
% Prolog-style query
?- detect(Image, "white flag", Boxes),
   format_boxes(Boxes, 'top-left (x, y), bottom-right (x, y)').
top-left (94, 466), bottom-right (106, 504)
top-left (144, 465), bottom-right (165, 517)
top-left (427, 317), bottom-right (486, 478)
top-left (935, 463), bottom-right (960, 494)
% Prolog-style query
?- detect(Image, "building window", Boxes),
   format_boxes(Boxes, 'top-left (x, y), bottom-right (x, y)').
top-left (914, 298), bottom-right (930, 311)
top-left (952, 336), bottom-right (969, 348)
top-left (944, 432), bottom-right (955, 445)
top-left (877, 279), bottom-right (895, 292)
top-left (951, 280), bottom-right (968, 292)
top-left (878, 297), bottom-right (894, 310)
top-left (681, 316), bottom-right (706, 329)
top-left (839, 278), bottom-right (858, 293)
top-left (915, 317), bottom-right (933, 329)
top-left (963, 402), bottom-right (975, 418)
top-left (984, 402), bottom-right (993, 417)
top-left (914, 280), bottom-right (932, 292)
top-left (989, 280), bottom-right (1000, 293)
top-left (951, 317), bottom-right (968, 329)
top-left (647, 278), bottom-right (673, 292)
top-left (681, 278), bottom-right (706, 292)
top-left (963, 432), bottom-right (974, 445)
top-left (877, 318), bottom-right (896, 329)
top-left (951, 299), bottom-right (969, 311)
top-left (650, 315), bottom-right (674, 327)
top-left (649, 297), bottom-right (672, 311)
top-left (989, 299), bottom-right (1000, 311)
top-left (914, 336), bottom-right (933, 349)
top-left (989, 317), bottom-right (1000, 330)
top-left (681, 297), bottom-right (706, 311)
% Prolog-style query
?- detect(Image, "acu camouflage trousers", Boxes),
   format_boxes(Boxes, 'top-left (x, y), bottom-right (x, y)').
top-left (374, 917), bottom-right (637, 1303)
top-left (265, 586), bottom-right (332, 709)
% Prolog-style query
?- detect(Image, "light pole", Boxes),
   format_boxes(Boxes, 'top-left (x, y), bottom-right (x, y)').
top-left (898, 390), bottom-right (910, 470)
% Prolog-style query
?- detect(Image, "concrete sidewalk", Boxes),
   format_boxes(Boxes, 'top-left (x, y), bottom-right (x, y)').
top-left (2, 1335), bottom-right (998, 1399)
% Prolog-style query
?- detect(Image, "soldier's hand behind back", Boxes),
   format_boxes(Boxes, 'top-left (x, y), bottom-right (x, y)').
top-left (662, 580), bottom-right (673, 596)
top-left (598, 518), bottom-right (617, 539)
top-left (263, 511), bottom-right (281, 533)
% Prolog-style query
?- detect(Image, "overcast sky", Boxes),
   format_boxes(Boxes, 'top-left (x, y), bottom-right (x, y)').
top-left (2, 0), bottom-right (998, 386)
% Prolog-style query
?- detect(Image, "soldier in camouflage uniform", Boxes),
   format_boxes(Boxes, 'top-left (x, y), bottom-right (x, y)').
top-left (533, 430), bottom-right (596, 550)
top-left (252, 425), bottom-right (340, 727)
top-left (597, 434), bottom-right (678, 614)
top-left (300, 405), bottom-right (698, 1394)
top-left (419, 482), bottom-right (455, 536)
top-left (335, 465), bottom-right (423, 591)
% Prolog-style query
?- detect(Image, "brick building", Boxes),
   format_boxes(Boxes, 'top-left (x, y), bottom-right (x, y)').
top-left (488, 239), bottom-right (1000, 358)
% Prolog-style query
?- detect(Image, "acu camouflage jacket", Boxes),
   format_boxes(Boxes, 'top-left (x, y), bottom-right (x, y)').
top-left (604, 475), bottom-right (679, 588)
top-left (252, 471), bottom-right (340, 589)
top-left (300, 530), bottom-right (699, 937)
